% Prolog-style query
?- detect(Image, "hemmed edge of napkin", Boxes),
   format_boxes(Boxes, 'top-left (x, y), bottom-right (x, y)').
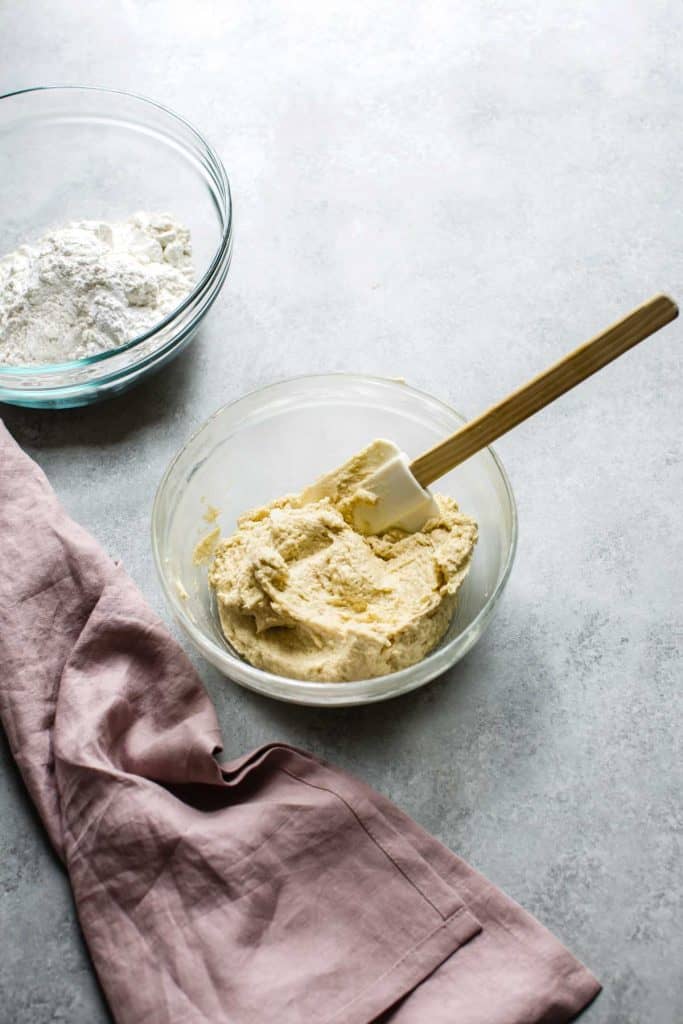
top-left (345, 766), bottom-right (603, 1023)
top-left (220, 744), bottom-right (600, 1023)
top-left (324, 906), bottom-right (481, 1024)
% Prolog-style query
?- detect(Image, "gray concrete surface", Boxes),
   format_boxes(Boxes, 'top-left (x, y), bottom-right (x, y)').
top-left (1, 2), bottom-right (682, 1021)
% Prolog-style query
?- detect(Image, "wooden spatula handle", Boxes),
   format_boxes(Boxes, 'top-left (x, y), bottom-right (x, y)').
top-left (410, 294), bottom-right (678, 488)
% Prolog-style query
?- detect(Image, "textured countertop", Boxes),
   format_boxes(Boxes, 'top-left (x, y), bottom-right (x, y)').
top-left (1, 3), bottom-right (681, 1021)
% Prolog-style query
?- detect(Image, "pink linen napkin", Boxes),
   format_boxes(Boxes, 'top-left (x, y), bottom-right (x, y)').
top-left (0, 420), bottom-right (600, 1024)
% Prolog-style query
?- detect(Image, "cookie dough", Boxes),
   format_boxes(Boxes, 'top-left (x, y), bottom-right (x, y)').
top-left (208, 441), bottom-right (478, 682)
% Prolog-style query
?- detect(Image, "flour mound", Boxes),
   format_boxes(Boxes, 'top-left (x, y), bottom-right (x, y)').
top-left (0, 212), bottom-right (195, 365)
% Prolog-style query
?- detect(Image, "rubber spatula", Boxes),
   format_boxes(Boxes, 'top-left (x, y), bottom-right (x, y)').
top-left (352, 294), bottom-right (678, 534)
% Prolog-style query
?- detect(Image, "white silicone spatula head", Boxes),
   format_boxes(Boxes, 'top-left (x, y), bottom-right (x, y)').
top-left (348, 444), bottom-right (440, 534)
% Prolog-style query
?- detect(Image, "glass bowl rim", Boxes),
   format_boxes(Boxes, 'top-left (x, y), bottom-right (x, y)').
top-left (0, 84), bottom-right (232, 375)
top-left (151, 372), bottom-right (519, 705)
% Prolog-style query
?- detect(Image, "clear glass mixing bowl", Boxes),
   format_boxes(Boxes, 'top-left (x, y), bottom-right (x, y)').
top-left (152, 375), bottom-right (518, 707)
top-left (0, 86), bottom-right (232, 408)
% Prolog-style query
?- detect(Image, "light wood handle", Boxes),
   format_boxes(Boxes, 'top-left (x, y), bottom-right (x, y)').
top-left (410, 294), bottom-right (678, 488)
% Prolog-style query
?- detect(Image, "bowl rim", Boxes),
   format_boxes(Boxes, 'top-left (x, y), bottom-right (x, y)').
top-left (151, 373), bottom-right (519, 706)
top-left (0, 84), bottom-right (232, 375)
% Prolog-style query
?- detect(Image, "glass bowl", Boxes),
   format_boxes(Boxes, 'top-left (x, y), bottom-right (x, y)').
top-left (152, 375), bottom-right (518, 707)
top-left (0, 86), bottom-right (232, 408)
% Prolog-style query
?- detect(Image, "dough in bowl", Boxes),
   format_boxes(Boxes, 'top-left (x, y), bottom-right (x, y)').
top-left (208, 441), bottom-right (478, 682)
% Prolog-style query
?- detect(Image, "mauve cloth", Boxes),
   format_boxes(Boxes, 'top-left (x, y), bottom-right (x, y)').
top-left (0, 421), bottom-right (600, 1024)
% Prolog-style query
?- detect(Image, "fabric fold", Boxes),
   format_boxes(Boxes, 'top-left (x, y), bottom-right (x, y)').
top-left (0, 421), bottom-right (600, 1024)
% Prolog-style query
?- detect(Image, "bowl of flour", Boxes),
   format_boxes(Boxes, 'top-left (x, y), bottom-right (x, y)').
top-left (0, 87), bottom-right (232, 408)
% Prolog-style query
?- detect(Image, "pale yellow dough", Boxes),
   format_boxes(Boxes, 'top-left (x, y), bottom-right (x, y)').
top-left (208, 441), bottom-right (478, 682)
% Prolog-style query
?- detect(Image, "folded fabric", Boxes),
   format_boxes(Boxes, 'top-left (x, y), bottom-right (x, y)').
top-left (0, 421), bottom-right (600, 1024)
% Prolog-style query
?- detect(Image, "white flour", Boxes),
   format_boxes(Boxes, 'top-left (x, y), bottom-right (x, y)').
top-left (0, 212), bottom-right (195, 365)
